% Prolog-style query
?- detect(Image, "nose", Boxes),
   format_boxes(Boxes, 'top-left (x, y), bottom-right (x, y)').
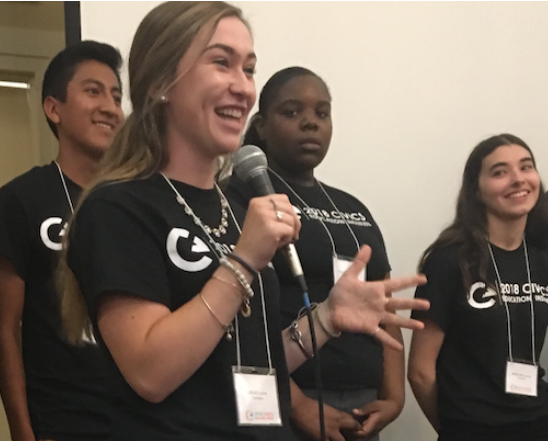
top-left (300, 110), bottom-right (319, 131)
top-left (510, 167), bottom-right (526, 185)
top-left (99, 94), bottom-right (122, 120)
top-left (229, 69), bottom-right (255, 101)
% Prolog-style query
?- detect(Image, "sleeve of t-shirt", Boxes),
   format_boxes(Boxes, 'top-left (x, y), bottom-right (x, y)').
top-left (364, 208), bottom-right (391, 276)
top-left (0, 185), bottom-right (31, 280)
top-left (68, 195), bottom-right (171, 321)
top-left (338, 189), bottom-right (392, 277)
top-left (412, 246), bottom-right (459, 331)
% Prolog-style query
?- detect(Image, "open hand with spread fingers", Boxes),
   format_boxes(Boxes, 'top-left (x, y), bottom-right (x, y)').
top-left (322, 245), bottom-right (429, 351)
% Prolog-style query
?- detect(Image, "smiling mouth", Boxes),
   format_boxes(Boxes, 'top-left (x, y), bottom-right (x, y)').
top-left (216, 107), bottom-right (244, 120)
top-left (507, 190), bottom-right (529, 199)
top-left (94, 122), bottom-right (114, 131)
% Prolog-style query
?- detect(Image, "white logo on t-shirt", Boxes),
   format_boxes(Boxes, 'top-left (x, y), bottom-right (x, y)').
top-left (166, 228), bottom-right (213, 272)
top-left (40, 217), bottom-right (67, 251)
top-left (467, 282), bottom-right (497, 309)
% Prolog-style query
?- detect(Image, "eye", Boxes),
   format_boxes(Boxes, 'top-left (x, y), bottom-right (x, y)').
top-left (113, 95), bottom-right (122, 105)
top-left (87, 88), bottom-right (100, 95)
top-left (213, 58), bottom-right (229, 68)
top-left (522, 163), bottom-right (534, 171)
top-left (491, 169), bottom-right (505, 177)
top-left (281, 109), bottom-right (298, 118)
top-left (317, 110), bottom-right (330, 119)
top-left (244, 65), bottom-right (256, 77)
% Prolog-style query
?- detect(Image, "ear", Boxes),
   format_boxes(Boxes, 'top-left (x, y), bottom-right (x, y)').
top-left (254, 114), bottom-right (266, 141)
top-left (43, 96), bottom-right (62, 125)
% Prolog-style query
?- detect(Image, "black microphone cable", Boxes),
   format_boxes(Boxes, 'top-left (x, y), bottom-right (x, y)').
top-left (233, 145), bottom-right (328, 440)
top-left (295, 275), bottom-right (327, 441)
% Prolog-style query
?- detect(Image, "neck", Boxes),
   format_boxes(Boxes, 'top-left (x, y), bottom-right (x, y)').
top-left (162, 137), bottom-right (217, 189)
top-left (269, 163), bottom-right (315, 187)
top-left (487, 214), bottom-right (527, 250)
top-left (55, 148), bottom-right (100, 188)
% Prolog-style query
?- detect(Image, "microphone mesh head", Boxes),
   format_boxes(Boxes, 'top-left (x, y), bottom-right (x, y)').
top-left (232, 145), bottom-right (268, 181)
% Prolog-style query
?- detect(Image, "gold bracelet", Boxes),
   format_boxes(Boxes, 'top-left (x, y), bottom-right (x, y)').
top-left (199, 293), bottom-right (234, 341)
top-left (211, 275), bottom-right (251, 317)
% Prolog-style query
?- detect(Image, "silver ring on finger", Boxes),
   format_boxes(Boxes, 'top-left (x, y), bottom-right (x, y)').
top-left (371, 326), bottom-right (381, 338)
top-left (276, 210), bottom-right (284, 221)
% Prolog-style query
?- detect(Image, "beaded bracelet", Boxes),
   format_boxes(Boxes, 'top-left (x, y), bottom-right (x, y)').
top-left (211, 274), bottom-right (251, 317)
top-left (199, 293), bottom-right (235, 341)
top-left (219, 256), bottom-right (254, 300)
top-left (227, 252), bottom-right (258, 277)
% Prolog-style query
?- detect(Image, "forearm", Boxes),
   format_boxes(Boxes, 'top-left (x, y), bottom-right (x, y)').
top-left (100, 266), bottom-right (251, 403)
top-left (0, 332), bottom-right (35, 440)
top-left (282, 304), bottom-right (334, 373)
top-left (378, 324), bottom-right (405, 411)
top-left (408, 374), bottom-right (440, 431)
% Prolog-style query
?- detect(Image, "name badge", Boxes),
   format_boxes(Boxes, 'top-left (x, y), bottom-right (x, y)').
top-left (232, 366), bottom-right (282, 426)
top-left (505, 361), bottom-right (538, 397)
top-left (333, 254), bottom-right (366, 284)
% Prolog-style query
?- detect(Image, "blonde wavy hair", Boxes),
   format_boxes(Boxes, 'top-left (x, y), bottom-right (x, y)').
top-left (58, 1), bottom-right (249, 344)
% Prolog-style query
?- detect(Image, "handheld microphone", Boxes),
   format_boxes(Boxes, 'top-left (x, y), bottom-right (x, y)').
top-left (233, 145), bottom-right (308, 292)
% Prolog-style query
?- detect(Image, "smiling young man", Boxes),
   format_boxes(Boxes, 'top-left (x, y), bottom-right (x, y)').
top-left (0, 41), bottom-right (124, 440)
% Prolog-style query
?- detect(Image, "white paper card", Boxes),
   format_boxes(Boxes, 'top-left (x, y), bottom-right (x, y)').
top-left (505, 361), bottom-right (538, 397)
top-left (233, 369), bottom-right (282, 426)
top-left (333, 255), bottom-right (366, 284)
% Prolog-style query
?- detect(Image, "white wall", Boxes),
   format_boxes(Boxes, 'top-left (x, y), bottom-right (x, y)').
top-left (81, 2), bottom-right (548, 440)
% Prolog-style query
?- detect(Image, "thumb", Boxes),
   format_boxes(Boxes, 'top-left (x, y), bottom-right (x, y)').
top-left (343, 245), bottom-right (371, 280)
top-left (352, 400), bottom-right (378, 417)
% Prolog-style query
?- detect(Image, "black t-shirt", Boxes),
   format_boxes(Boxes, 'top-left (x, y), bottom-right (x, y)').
top-left (67, 174), bottom-right (293, 440)
top-left (226, 172), bottom-right (391, 390)
top-left (0, 163), bottom-right (112, 439)
top-left (413, 242), bottom-right (548, 426)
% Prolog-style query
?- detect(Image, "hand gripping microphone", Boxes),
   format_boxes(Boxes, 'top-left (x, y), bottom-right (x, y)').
top-left (233, 145), bottom-right (308, 292)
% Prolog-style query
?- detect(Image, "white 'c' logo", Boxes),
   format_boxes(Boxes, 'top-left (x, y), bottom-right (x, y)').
top-left (166, 228), bottom-right (212, 272)
top-left (468, 282), bottom-right (497, 309)
top-left (40, 217), bottom-right (66, 251)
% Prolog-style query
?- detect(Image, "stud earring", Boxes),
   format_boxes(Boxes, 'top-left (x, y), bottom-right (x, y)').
top-left (159, 95), bottom-right (168, 103)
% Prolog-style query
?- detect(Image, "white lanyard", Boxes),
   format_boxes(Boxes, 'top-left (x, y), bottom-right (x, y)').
top-left (487, 238), bottom-right (536, 365)
top-left (161, 174), bottom-right (273, 372)
top-left (268, 168), bottom-right (360, 256)
top-left (54, 161), bottom-right (74, 214)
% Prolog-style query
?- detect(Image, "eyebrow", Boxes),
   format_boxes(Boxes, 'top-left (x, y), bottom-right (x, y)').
top-left (279, 99), bottom-right (331, 106)
top-left (81, 78), bottom-right (122, 94)
top-left (489, 157), bottom-right (534, 170)
top-left (203, 43), bottom-right (257, 61)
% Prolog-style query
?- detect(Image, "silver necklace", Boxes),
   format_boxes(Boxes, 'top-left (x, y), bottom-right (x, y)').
top-left (54, 161), bottom-right (74, 214)
top-left (487, 237), bottom-right (536, 365)
top-left (160, 173), bottom-right (275, 368)
top-left (162, 174), bottom-right (229, 238)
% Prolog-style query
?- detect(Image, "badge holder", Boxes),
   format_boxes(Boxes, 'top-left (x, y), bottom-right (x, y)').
top-left (232, 275), bottom-right (282, 426)
top-left (333, 254), bottom-right (366, 284)
top-left (489, 240), bottom-right (538, 398)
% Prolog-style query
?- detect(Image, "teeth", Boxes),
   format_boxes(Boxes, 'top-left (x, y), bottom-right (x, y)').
top-left (509, 191), bottom-right (528, 198)
top-left (217, 108), bottom-right (243, 119)
top-left (95, 122), bottom-right (112, 130)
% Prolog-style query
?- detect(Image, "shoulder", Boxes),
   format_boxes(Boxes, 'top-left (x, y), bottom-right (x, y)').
top-left (318, 181), bottom-right (374, 214)
top-left (420, 242), bottom-right (461, 273)
top-left (0, 163), bottom-right (56, 195)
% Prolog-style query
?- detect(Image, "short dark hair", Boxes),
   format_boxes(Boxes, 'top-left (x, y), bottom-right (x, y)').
top-left (42, 40), bottom-right (123, 138)
top-left (243, 66), bottom-right (330, 150)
